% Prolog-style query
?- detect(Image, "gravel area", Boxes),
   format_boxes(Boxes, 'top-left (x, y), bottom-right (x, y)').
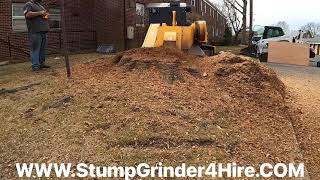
top-left (267, 63), bottom-right (320, 179)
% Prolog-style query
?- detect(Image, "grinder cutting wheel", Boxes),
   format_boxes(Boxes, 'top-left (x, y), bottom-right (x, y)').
top-left (142, 1), bottom-right (215, 56)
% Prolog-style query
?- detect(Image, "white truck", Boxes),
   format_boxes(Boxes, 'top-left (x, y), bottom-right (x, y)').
top-left (252, 25), bottom-right (317, 64)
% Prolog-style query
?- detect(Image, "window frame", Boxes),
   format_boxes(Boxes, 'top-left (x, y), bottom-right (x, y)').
top-left (48, 7), bottom-right (61, 30)
top-left (135, 3), bottom-right (145, 27)
top-left (191, 0), bottom-right (196, 6)
top-left (12, 3), bottom-right (28, 32)
top-left (11, 3), bottom-right (62, 32)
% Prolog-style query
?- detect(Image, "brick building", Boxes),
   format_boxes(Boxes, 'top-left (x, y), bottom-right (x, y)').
top-left (0, 0), bottom-right (227, 62)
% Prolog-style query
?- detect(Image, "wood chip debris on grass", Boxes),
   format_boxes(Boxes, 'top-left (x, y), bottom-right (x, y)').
top-left (0, 47), bottom-right (307, 179)
top-left (67, 47), bottom-right (303, 165)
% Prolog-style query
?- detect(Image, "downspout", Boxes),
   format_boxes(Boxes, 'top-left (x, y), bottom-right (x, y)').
top-left (123, 0), bottom-right (127, 50)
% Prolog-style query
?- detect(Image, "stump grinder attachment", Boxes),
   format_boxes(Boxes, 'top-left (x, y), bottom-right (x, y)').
top-left (142, 1), bottom-right (215, 56)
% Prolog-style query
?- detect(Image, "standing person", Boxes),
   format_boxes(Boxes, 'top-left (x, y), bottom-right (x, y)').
top-left (23, 0), bottom-right (50, 71)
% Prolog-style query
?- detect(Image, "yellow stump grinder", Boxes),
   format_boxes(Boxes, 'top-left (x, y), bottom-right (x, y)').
top-left (142, 1), bottom-right (215, 56)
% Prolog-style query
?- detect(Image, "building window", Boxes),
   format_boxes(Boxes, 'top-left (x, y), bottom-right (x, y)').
top-left (200, 1), bottom-right (203, 11)
top-left (12, 3), bottom-right (61, 32)
top-left (209, 8), bottom-right (212, 16)
top-left (12, 3), bottom-right (27, 32)
top-left (136, 3), bottom-right (145, 27)
top-left (48, 8), bottom-right (61, 30)
top-left (191, 0), bottom-right (196, 6)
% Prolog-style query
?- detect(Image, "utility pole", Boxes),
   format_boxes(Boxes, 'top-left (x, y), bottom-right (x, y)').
top-left (60, 0), bottom-right (71, 78)
top-left (249, 0), bottom-right (253, 45)
top-left (242, 0), bottom-right (247, 45)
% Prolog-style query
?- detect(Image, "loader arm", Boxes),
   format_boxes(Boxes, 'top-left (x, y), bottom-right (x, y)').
top-left (142, 24), bottom-right (161, 48)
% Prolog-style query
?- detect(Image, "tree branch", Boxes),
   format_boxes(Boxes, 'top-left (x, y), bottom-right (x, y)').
top-left (235, 0), bottom-right (243, 9)
top-left (225, 0), bottom-right (243, 14)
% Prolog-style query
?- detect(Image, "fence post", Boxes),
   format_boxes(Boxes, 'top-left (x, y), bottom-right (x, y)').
top-left (60, 0), bottom-right (71, 78)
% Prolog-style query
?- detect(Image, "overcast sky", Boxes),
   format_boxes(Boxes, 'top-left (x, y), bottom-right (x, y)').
top-left (212, 0), bottom-right (320, 30)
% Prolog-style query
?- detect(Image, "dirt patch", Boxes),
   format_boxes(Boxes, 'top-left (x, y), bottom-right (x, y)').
top-left (0, 49), bottom-right (305, 179)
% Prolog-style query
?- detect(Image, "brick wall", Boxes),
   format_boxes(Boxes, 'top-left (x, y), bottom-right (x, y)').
top-left (0, 0), bottom-right (227, 62)
top-left (125, 0), bottom-right (227, 48)
top-left (125, 0), bottom-right (151, 49)
top-left (182, 0), bottom-right (227, 44)
top-left (95, 0), bottom-right (125, 51)
top-left (69, 0), bottom-right (226, 52)
top-left (0, 0), bottom-right (97, 62)
top-left (0, 0), bottom-right (12, 61)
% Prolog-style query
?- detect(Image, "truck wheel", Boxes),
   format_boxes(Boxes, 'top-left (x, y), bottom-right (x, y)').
top-left (259, 53), bottom-right (268, 62)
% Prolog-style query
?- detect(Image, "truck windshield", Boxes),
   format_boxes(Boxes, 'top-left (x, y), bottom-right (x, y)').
top-left (253, 25), bottom-right (264, 36)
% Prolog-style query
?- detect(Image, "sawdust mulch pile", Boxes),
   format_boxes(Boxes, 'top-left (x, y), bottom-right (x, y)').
top-left (69, 47), bottom-right (303, 165)
top-left (0, 48), bottom-right (304, 178)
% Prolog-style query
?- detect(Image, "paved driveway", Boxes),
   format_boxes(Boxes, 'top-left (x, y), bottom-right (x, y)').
top-left (267, 63), bottom-right (320, 179)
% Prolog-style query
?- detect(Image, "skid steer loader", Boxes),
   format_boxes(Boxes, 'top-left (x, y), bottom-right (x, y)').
top-left (142, 1), bottom-right (215, 56)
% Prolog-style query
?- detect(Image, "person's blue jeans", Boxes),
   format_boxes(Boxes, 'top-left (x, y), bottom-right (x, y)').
top-left (29, 32), bottom-right (47, 70)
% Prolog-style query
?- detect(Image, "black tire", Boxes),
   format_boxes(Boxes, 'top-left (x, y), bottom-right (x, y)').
top-left (259, 53), bottom-right (268, 62)
top-left (310, 50), bottom-right (316, 58)
top-left (317, 61), bottom-right (320, 67)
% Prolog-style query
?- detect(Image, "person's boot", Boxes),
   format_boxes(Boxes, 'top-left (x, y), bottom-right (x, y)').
top-left (32, 66), bottom-right (41, 72)
top-left (40, 64), bottom-right (51, 69)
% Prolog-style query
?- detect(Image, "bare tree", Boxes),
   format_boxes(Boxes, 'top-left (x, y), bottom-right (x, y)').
top-left (221, 0), bottom-right (242, 42)
top-left (224, 0), bottom-right (248, 44)
top-left (301, 22), bottom-right (320, 36)
top-left (274, 21), bottom-right (290, 34)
